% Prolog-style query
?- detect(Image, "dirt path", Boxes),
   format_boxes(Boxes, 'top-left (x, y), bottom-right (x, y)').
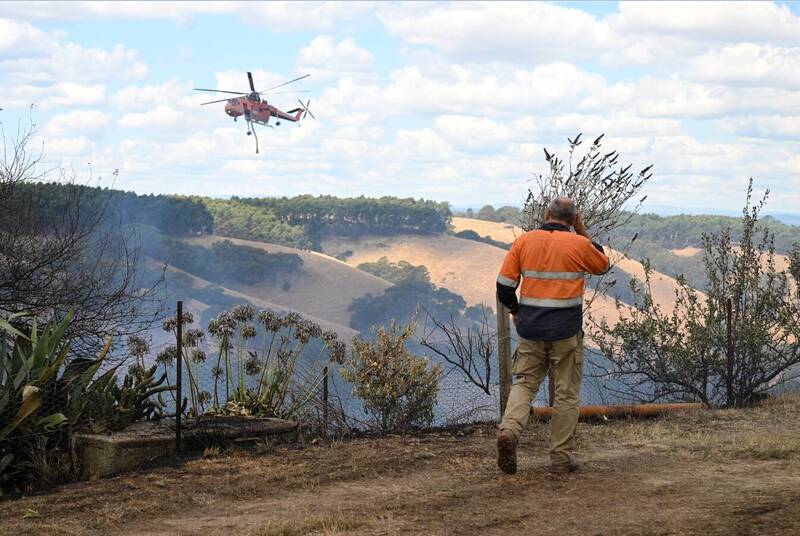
top-left (2, 397), bottom-right (799, 535)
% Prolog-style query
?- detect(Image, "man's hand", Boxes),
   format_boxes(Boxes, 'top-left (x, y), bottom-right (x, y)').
top-left (572, 212), bottom-right (590, 239)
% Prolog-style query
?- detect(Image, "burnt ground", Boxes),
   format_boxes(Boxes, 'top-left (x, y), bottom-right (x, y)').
top-left (1, 394), bottom-right (799, 536)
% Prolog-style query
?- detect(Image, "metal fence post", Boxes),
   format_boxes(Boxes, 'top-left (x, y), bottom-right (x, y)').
top-left (496, 296), bottom-right (512, 416)
top-left (176, 300), bottom-right (183, 454)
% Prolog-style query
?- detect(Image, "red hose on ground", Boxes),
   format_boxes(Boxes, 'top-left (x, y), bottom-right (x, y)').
top-left (530, 403), bottom-right (705, 421)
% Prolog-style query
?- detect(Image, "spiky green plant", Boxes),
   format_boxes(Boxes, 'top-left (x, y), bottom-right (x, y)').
top-left (90, 364), bottom-right (174, 431)
top-left (0, 310), bottom-right (111, 493)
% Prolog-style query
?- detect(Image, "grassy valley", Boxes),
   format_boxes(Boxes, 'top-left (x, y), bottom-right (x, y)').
top-left (31, 184), bottom-right (789, 346)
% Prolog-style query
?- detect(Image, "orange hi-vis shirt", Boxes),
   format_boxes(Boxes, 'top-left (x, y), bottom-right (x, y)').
top-left (496, 223), bottom-right (609, 340)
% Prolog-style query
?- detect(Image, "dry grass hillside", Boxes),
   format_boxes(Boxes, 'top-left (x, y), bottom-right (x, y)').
top-left (3, 394), bottom-right (799, 535)
top-left (322, 228), bottom-right (631, 329)
top-left (186, 235), bottom-right (391, 329)
top-left (672, 244), bottom-right (795, 295)
top-left (169, 220), bottom-right (790, 336)
top-left (608, 247), bottom-right (698, 313)
top-left (671, 246), bottom-right (702, 257)
top-left (322, 233), bottom-right (507, 308)
top-left (143, 260), bottom-right (358, 346)
top-left (451, 217), bottom-right (521, 244)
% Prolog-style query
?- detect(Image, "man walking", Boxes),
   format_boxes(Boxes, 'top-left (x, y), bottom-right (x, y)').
top-left (496, 197), bottom-right (609, 474)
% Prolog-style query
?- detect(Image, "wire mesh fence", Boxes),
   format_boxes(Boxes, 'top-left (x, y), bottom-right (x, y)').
top-left (0, 298), bottom-right (578, 459)
top-left (9, 297), bottom-right (799, 490)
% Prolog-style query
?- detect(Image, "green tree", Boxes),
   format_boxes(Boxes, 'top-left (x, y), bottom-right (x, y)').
top-left (357, 257), bottom-right (431, 285)
top-left (477, 205), bottom-right (496, 221)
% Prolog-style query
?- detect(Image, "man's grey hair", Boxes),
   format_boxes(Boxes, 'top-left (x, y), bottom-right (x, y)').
top-left (548, 197), bottom-right (576, 223)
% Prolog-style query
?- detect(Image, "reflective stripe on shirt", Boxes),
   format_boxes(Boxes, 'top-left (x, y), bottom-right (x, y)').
top-left (496, 274), bottom-right (519, 288)
top-left (519, 296), bottom-right (583, 308)
top-left (522, 270), bottom-right (585, 280)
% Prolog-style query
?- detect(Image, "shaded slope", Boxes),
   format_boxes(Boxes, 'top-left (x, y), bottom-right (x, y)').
top-left (185, 235), bottom-right (391, 328)
top-left (147, 259), bottom-right (358, 340)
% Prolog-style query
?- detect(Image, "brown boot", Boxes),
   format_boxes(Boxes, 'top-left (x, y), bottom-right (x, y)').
top-left (549, 461), bottom-right (580, 474)
top-left (497, 430), bottom-right (518, 475)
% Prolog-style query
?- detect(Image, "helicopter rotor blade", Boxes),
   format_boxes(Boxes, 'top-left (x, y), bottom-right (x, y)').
top-left (298, 99), bottom-right (315, 120)
top-left (194, 88), bottom-right (247, 95)
top-left (260, 89), bottom-right (311, 95)
top-left (247, 71), bottom-right (256, 93)
top-left (200, 96), bottom-right (235, 105)
top-left (260, 74), bottom-right (311, 94)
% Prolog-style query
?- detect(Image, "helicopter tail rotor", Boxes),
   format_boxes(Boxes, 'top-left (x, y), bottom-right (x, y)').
top-left (247, 71), bottom-right (256, 93)
top-left (298, 99), bottom-right (315, 120)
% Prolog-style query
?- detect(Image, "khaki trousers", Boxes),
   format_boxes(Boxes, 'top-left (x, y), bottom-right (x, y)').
top-left (499, 332), bottom-right (584, 466)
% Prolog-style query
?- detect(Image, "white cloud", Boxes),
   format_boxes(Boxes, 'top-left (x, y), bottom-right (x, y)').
top-left (119, 105), bottom-right (182, 128)
top-left (238, 2), bottom-right (373, 32)
top-left (434, 115), bottom-right (512, 149)
top-left (5, 2), bottom-right (800, 213)
top-left (580, 75), bottom-right (800, 119)
top-left (0, 1), bottom-right (371, 31)
top-left (41, 82), bottom-right (107, 110)
top-left (686, 44), bottom-right (800, 88)
top-left (0, 19), bottom-right (146, 114)
top-left (378, 62), bottom-right (607, 116)
top-left (0, 39), bottom-right (147, 85)
top-left (112, 79), bottom-right (195, 111)
top-left (44, 109), bottom-right (111, 136)
top-left (610, 1), bottom-right (800, 44)
top-left (717, 115), bottom-right (800, 140)
top-left (0, 2), bottom-right (229, 21)
top-left (378, 2), bottom-right (616, 64)
top-left (43, 136), bottom-right (94, 156)
top-left (0, 17), bottom-right (53, 59)
top-left (297, 36), bottom-right (374, 80)
top-left (378, 1), bottom-right (800, 72)
top-left (393, 128), bottom-right (452, 158)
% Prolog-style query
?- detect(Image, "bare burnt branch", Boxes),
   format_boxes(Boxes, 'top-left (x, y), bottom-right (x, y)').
top-left (418, 306), bottom-right (495, 395)
top-left (0, 119), bottom-right (163, 357)
top-left (521, 134), bottom-right (652, 247)
top-left (519, 134), bottom-right (654, 318)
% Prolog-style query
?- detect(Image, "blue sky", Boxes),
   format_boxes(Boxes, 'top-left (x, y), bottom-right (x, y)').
top-left (1, 1), bottom-right (799, 214)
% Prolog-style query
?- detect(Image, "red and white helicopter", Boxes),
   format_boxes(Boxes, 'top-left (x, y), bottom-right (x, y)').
top-left (195, 71), bottom-right (314, 153)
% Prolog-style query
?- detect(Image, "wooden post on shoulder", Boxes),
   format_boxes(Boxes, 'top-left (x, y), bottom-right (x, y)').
top-left (322, 365), bottom-right (329, 437)
top-left (496, 295), bottom-right (512, 417)
top-left (726, 297), bottom-right (734, 407)
top-left (175, 300), bottom-right (183, 454)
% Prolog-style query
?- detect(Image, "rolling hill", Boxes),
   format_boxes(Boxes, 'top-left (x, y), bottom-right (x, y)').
top-left (321, 221), bottom-right (639, 330)
top-left (142, 260), bottom-right (360, 358)
top-left (322, 233), bottom-right (506, 308)
top-left (148, 216), bottom-right (793, 340)
top-left (184, 235), bottom-right (391, 328)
